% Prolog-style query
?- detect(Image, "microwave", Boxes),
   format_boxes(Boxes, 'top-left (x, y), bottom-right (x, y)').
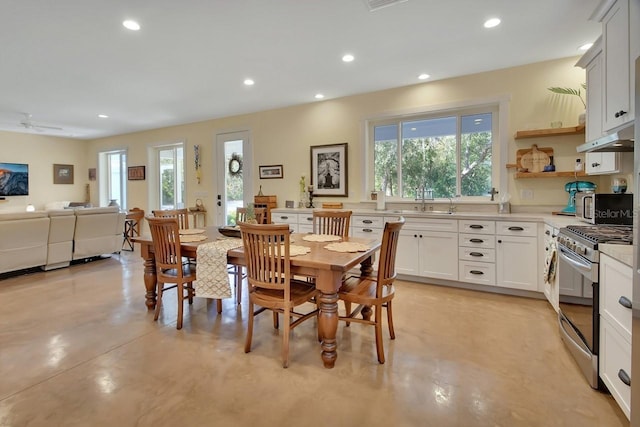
top-left (575, 193), bottom-right (633, 224)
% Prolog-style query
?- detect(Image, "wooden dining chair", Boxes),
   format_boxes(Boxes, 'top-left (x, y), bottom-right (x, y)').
top-left (147, 216), bottom-right (197, 330)
top-left (239, 222), bottom-right (319, 368)
top-left (152, 208), bottom-right (190, 229)
top-left (312, 210), bottom-right (352, 237)
top-left (338, 217), bottom-right (405, 364)
top-left (229, 206), bottom-right (266, 304)
top-left (236, 207), bottom-right (266, 225)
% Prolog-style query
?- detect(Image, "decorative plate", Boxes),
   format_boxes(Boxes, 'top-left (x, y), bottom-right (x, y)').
top-left (218, 226), bottom-right (241, 238)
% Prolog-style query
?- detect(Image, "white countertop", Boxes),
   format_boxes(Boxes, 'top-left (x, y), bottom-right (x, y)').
top-left (272, 208), bottom-right (583, 229)
top-left (600, 244), bottom-right (633, 267)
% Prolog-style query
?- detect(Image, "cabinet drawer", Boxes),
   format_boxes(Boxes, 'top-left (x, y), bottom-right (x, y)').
top-left (272, 213), bottom-right (299, 224)
top-left (459, 220), bottom-right (495, 235)
top-left (352, 215), bottom-right (384, 228)
top-left (459, 247), bottom-right (495, 263)
top-left (496, 221), bottom-right (537, 237)
top-left (352, 227), bottom-right (383, 239)
top-left (459, 261), bottom-right (496, 286)
top-left (459, 233), bottom-right (495, 249)
top-left (298, 214), bottom-right (315, 225)
top-left (600, 318), bottom-right (631, 419)
top-left (600, 254), bottom-right (632, 339)
top-left (402, 218), bottom-right (458, 232)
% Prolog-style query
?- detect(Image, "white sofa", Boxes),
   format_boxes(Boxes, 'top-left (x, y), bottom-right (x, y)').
top-left (72, 207), bottom-right (126, 260)
top-left (44, 209), bottom-right (76, 270)
top-left (0, 207), bottom-right (126, 275)
top-left (0, 212), bottom-right (50, 274)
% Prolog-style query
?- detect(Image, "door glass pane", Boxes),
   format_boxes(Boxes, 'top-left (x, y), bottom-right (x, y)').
top-left (224, 140), bottom-right (243, 225)
top-left (460, 113), bottom-right (492, 196)
top-left (401, 117), bottom-right (456, 198)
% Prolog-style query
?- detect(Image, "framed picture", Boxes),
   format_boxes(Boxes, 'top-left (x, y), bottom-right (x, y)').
top-left (53, 164), bottom-right (74, 184)
top-left (310, 143), bottom-right (348, 197)
top-left (258, 164), bottom-right (283, 179)
top-left (88, 168), bottom-right (96, 181)
top-left (128, 166), bottom-right (146, 181)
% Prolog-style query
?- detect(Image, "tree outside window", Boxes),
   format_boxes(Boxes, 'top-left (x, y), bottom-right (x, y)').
top-left (372, 108), bottom-right (494, 199)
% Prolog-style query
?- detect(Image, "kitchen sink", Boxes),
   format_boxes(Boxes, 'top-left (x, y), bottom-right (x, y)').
top-left (386, 209), bottom-right (455, 215)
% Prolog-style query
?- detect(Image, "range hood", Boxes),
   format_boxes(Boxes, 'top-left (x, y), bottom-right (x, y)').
top-left (576, 123), bottom-right (635, 152)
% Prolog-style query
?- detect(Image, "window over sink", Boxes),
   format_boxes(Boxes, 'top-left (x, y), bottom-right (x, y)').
top-left (366, 103), bottom-right (499, 200)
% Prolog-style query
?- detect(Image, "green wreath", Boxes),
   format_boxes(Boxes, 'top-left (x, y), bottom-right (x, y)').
top-left (228, 153), bottom-right (243, 177)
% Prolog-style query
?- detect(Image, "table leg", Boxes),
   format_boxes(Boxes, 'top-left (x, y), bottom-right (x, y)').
top-left (317, 290), bottom-right (339, 368)
top-left (360, 255), bottom-right (375, 321)
top-left (139, 243), bottom-right (157, 310)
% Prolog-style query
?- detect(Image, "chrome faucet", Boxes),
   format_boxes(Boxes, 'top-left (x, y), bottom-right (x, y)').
top-left (415, 186), bottom-right (427, 211)
top-left (447, 197), bottom-right (456, 214)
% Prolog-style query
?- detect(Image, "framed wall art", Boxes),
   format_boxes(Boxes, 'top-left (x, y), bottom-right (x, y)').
top-left (258, 164), bottom-right (283, 179)
top-left (128, 166), bottom-right (146, 181)
top-left (310, 143), bottom-right (348, 197)
top-left (53, 164), bottom-right (74, 184)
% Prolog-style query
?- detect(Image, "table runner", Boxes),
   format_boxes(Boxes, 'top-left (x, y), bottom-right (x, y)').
top-left (194, 239), bottom-right (243, 299)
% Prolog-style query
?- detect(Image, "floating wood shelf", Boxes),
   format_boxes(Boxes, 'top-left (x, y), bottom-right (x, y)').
top-left (514, 171), bottom-right (587, 179)
top-left (514, 124), bottom-right (585, 139)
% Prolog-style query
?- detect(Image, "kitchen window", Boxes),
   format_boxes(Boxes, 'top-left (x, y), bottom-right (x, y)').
top-left (367, 104), bottom-right (498, 200)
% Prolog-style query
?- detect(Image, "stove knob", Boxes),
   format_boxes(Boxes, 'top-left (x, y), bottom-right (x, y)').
top-left (576, 244), bottom-right (586, 255)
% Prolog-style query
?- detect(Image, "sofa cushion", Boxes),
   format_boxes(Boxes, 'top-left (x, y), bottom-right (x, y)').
top-left (0, 214), bottom-right (50, 274)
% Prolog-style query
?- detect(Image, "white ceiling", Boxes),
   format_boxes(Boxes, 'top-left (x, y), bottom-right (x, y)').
top-left (0, 0), bottom-right (602, 140)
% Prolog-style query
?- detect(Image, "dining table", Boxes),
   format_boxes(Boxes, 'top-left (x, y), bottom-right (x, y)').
top-left (132, 226), bottom-right (381, 368)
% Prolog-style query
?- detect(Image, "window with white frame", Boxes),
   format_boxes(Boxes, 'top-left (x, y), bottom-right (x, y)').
top-left (369, 105), bottom-right (497, 200)
top-left (156, 144), bottom-right (185, 209)
top-left (98, 150), bottom-right (127, 209)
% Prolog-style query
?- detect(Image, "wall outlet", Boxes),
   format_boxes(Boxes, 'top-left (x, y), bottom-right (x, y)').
top-left (520, 189), bottom-right (534, 200)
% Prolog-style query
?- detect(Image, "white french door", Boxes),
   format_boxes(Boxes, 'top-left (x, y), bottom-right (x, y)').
top-left (216, 131), bottom-right (252, 226)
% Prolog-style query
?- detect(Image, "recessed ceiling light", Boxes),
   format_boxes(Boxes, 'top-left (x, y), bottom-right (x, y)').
top-left (418, 73), bottom-right (430, 80)
top-left (579, 43), bottom-right (593, 51)
top-left (98, 114), bottom-right (109, 119)
top-left (244, 79), bottom-right (255, 86)
top-left (315, 94), bottom-right (325, 99)
top-left (410, 127), bottom-right (417, 131)
top-left (342, 54), bottom-right (355, 62)
top-left (484, 18), bottom-right (501, 28)
top-left (122, 20), bottom-right (140, 31)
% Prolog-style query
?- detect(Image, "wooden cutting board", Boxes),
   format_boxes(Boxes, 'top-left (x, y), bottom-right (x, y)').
top-left (517, 145), bottom-right (553, 173)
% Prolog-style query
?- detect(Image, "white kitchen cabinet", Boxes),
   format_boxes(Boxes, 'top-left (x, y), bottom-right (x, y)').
top-left (600, 0), bottom-right (633, 131)
top-left (351, 215), bottom-right (384, 239)
top-left (271, 212), bottom-right (300, 233)
top-left (396, 218), bottom-right (458, 280)
top-left (541, 224), bottom-right (559, 312)
top-left (496, 222), bottom-right (539, 291)
top-left (583, 39), bottom-right (604, 142)
top-left (458, 220), bottom-right (496, 286)
top-left (585, 152), bottom-right (622, 175)
top-left (599, 253), bottom-right (632, 419)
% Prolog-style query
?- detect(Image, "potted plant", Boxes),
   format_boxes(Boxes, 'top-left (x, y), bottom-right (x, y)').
top-left (548, 84), bottom-right (586, 125)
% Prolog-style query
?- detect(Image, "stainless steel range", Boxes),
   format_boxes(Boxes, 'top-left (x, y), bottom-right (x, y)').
top-left (557, 224), bottom-right (633, 389)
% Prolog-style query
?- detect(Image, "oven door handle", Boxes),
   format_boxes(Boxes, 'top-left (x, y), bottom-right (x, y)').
top-left (558, 246), bottom-right (598, 282)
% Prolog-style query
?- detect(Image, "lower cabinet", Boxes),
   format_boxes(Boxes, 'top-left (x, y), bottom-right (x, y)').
top-left (495, 222), bottom-right (539, 291)
top-left (599, 253), bottom-right (632, 419)
top-left (458, 220), bottom-right (496, 286)
top-left (396, 219), bottom-right (458, 280)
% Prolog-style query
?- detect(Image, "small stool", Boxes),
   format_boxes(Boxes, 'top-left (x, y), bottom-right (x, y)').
top-left (122, 208), bottom-right (144, 251)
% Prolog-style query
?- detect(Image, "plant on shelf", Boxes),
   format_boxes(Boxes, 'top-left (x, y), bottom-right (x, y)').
top-left (547, 84), bottom-right (586, 108)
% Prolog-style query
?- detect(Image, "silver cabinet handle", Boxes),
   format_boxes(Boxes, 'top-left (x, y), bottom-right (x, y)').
top-left (618, 296), bottom-right (632, 309)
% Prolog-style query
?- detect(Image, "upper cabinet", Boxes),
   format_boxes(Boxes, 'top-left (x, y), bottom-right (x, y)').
top-left (579, 0), bottom-right (635, 135)
top-left (601, 0), bottom-right (633, 131)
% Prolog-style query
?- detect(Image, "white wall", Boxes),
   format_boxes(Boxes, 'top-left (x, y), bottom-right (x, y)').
top-left (0, 131), bottom-right (87, 212)
top-left (1, 56), bottom-right (608, 217)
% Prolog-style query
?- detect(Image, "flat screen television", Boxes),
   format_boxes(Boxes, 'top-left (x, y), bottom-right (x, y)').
top-left (0, 162), bottom-right (29, 196)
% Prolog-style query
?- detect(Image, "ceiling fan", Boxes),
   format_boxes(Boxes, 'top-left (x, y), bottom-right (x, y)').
top-left (19, 113), bottom-right (63, 132)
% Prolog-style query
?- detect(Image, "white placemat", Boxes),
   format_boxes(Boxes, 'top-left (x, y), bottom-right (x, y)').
top-left (303, 234), bottom-right (342, 242)
top-left (324, 242), bottom-right (370, 253)
top-left (180, 234), bottom-right (208, 242)
top-left (180, 228), bottom-right (206, 235)
top-left (289, 244), bottom-right (311, 256)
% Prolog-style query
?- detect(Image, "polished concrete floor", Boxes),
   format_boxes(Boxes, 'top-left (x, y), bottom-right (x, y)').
top-left (0, 249), bottom-right (629, 427)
